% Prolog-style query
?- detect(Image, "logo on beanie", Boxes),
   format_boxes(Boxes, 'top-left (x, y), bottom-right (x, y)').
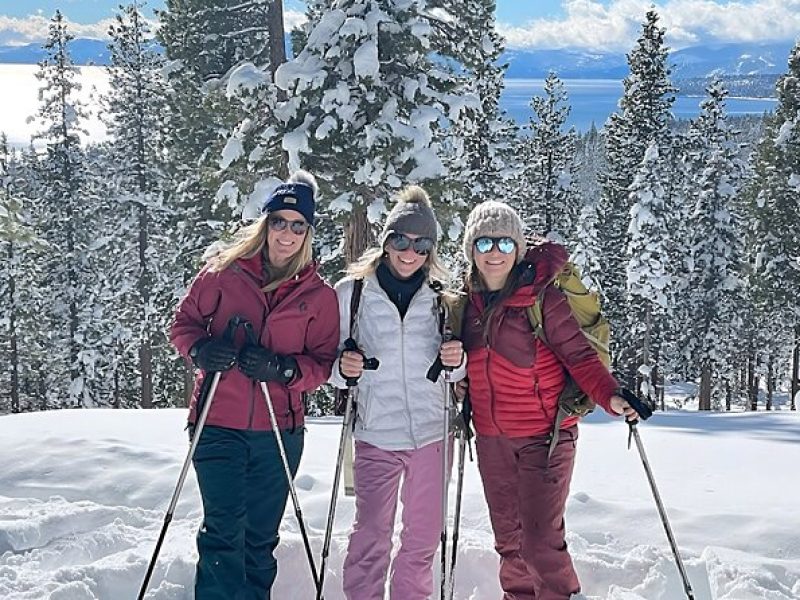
top-left (283, 196), bottom-right (298, 204)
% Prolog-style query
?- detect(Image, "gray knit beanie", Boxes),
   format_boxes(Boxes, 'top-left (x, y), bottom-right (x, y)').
top-left (462, 200), bottom-right (526, 262)
top-left (380, 185), bottom-right (438, 246)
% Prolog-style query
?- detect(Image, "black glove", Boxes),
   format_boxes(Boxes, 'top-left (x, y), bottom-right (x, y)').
top-left (190, 337), bottom-right (237, 372)
top-left (238, 345), bottom-right (298, 384)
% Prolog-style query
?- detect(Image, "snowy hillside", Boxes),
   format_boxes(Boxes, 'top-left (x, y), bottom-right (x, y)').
top-left (1, 407), bottom-right (798, 599)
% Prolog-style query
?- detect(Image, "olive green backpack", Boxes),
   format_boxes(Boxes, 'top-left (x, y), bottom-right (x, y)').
top-left (451, 261), bottom-right (611, 460)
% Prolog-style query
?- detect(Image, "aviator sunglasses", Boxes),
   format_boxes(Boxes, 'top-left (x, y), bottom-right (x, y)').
top-left (474, 236), bottom-right (516, 255)
top-left (268, 215), bottom-right (310, 235)
top-left (387, 233), bottom-right (435, 255)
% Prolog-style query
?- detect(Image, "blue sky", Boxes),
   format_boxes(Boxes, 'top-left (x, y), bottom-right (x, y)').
top-left (0, 1), bottom-right (592, 22)
top-left (0, 0), bottom-right (797, 51)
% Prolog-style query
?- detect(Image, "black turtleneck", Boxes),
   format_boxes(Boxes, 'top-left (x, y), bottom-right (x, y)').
top-left (376, 261), bottom-right (425, 319)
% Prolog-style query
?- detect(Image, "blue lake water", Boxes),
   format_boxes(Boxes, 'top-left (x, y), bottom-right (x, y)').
top-left (500, 79), bottom-right (778, 131)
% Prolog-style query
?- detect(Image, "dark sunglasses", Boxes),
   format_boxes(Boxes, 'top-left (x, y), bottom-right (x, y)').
top-left (386, 233), bottom-right (434, 255)
top-left (268, 216), bottom-right (309, 235)
top-left (474, 236), bottom-right (516, 255)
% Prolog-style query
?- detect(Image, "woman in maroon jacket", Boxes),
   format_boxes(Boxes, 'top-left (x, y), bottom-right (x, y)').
top-left (170, 170), bottom-right (339, 600)
top-left (459, 201), bottom-right (640, 600)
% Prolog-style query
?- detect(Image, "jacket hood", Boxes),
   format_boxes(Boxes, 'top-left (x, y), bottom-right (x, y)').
top-left (522, 239), bottom-right (569, 293)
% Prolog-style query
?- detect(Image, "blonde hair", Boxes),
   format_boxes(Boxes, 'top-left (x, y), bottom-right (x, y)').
top-left (207, 170), bottom-right (318, 291)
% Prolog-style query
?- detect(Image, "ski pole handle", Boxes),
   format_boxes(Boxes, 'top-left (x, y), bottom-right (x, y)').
top-left (342, 338), bottom-right (379, 387)
top-left (618, 388), bottom-right (654, 422)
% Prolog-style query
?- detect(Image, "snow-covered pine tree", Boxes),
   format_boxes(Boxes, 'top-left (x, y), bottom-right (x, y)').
top-left (426, 0), bottom-right (517, 252)
top-left (158, 0), bottom-right (280, 403)
top-left (29, 11), bottom-right (95, 408)
top-left (625, 142), bottom-right (673, 397)
top-left (157, 0), bottom-right (272, 277)
top-left (597, 9), bottom-right (676, 374)
top-left (571, 125), bottom-right (606, 288)
top-left (681, 80), bottom-right (745, 410)
top-left (0, 135), bottom-right (39, 413)
top-left (103, 2), bottom-right (176, 408)
top-left (742, 41), bottom-right (800, 411)
top-left (516, 72), bottom-right (579, 244)
top-left (572, 201), bottom-right (603, 288)
top-left (274, 1), bottom-right (462, 267)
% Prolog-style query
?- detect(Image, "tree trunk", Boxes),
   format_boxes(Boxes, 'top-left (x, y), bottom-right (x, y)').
top-left (138, 204), bottom-right (153, 408)
top-left (750, 374), bottom-right (760, 411)
top-left (698, 364), bottom-right (712, 411)
top-left (766, 354), bottom-right (774, 411)
top-left (344, 204), bottom-right (373, 263)
top-left (8, 243), bottom-right (20, 413)
top-left (637, 304), bottom-right (651, 397)
top-left (791, 326), bottom-right (799, 411)
top-left (725, 381), bottom-right (731, 411)
top-left (267, 0), bottom-right (289, 179)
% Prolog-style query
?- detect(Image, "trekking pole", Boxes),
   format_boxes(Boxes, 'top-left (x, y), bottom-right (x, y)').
top-left (137, 371), bottom-right (221, 600)
top-left (259, 378), bottom-right (320, 592)
top-left (447, 411), bottom-right (468, 600)
top-left (137, 316), bottom-right (242, 600)
top-left (317, 339), bottom-right (378, 600)
top-left (427, 302), bottom-right (454, 600)
top-left (619, 389), bottom-right (695, 600)
top-left (240, 322), bottom-right (321, 593)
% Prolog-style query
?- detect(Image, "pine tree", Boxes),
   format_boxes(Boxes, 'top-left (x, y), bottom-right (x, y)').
top-left (157, 0), bottom-right (272, 275)
top-left (681, 81), bottom-right (745, 410)
top-left (625, 142), bottom-right (673, 396)
top-left (0, 135), bottom-right (39, 413)
top-left (597, 8), bottom-right (676, 375)
top-left (275, 1), bottom-right (461, 265)
top-left (516, 72), bottom-right (579, 243)
top-left (104, 2), bottom-right (175, 408)
top-left (30, 11), bottom-right (93, 407)
top-left (743, 41), bottom-right (800, 410)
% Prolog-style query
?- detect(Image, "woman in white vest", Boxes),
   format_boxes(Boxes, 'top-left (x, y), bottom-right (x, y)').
top-left (330, 185), bottom-right (466, 600)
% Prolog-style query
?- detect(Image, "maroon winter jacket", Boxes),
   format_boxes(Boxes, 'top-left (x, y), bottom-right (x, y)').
top-left (463, 242), bottom-right (619, 438)
top-left (170, 252), bottom-right (339, 431)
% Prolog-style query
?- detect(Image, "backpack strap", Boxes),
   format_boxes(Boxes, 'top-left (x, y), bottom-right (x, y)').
top-left (349, 277), bottom-right (364, 338)
top-left (526, 285), bottom-right (573, 464)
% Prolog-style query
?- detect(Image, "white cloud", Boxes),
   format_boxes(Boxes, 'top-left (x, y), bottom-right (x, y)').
top-left (0, 15), bottom-right (116, 46)
top-left (0, 10), bottom-right (308, 47)
top-left (284, 9), bottom-right (307, 32)
top-left (498, 0), bottom-right (800, 51)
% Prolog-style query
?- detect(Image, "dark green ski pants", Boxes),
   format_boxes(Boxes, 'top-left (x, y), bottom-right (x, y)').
top-left (192, 425), bottom-right (304, 600)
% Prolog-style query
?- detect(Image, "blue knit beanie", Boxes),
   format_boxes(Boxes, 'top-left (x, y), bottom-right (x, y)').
top-left (262, 182), bottom-right (315, 227)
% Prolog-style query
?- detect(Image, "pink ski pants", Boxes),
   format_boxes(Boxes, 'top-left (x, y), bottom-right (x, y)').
top-left (342, 439), bottom-right (448, 600)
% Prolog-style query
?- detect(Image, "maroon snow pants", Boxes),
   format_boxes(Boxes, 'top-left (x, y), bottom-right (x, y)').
top-left (475, 426), bottom-right (580, 600)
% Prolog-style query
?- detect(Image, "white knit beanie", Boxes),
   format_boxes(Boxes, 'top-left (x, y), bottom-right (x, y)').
top-left (462, 200), bottom-right (526, 262)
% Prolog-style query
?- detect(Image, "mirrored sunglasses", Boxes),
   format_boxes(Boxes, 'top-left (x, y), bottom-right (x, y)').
top-left (474, 236), bottom-right (516, 255)
top-left (268, 216), bottom-right (309, 235)
top-left (387, 233), bottom-right (434, 255)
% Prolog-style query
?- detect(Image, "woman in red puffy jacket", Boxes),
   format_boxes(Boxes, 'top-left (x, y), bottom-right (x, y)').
top-left (459, 200), bottom-right (640, 600)
top-left (170, 170), bottom-right (339, 600)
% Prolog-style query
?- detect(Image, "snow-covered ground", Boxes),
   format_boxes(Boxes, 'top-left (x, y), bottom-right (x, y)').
top-left (0, 64), bottom-right (109, 147)
top-left (1, 402), bottom-right (798, 600)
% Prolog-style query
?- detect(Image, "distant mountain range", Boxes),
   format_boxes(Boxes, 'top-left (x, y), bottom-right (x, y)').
top-left (1, 37), bottom-right (793, 87)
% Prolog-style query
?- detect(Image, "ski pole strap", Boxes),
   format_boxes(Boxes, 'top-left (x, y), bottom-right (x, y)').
top-left (547, 406), bottom-right (570, 464)
top-left (618, 388), bottom-right (654, 422)
top-left (427, 294), bottom-right (454, 382)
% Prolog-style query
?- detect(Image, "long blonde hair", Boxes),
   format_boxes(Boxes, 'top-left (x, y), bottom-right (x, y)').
top-left (346, 185), bottom-right (448, 284)
top-left (207, 170), bottom-right (318, 292)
